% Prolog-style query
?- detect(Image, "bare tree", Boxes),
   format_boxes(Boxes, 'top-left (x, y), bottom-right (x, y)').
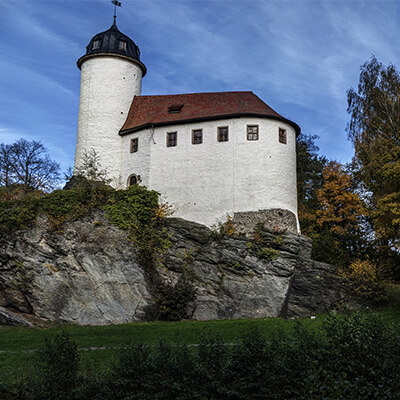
top-left (0, 144), bottom-right (14, 187)
top-left (0, 139), bottom-right (60, 192)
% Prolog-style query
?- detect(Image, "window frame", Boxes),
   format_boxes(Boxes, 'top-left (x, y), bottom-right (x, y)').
top-left (92, 40), bottom-right (101, 50)
top-left (118, 40), bottom-right (127, 51)
top-left (217, 126), bottom-right (229, 142)
top-left (279, 128), bottom-right (287, 144)
top-left (167, 132), bottom-right (177, 147)
top-left (130, 138), bottom-right (138, 153)
top-left (247, 125), bottom-right (259, 141)
top-left (192, 129), bottom-right (203, 145)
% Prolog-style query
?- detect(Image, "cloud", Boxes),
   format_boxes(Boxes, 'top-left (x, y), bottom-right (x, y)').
top-left (0, 127), bottom-right (36, 144)
top-left (1, 0), bottom-right (400, 168)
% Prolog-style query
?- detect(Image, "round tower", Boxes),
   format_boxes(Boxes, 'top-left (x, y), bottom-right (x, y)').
top-left (74, 21), bottom-right (146, 186)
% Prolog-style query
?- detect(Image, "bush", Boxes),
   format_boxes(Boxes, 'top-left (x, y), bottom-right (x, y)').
top-left (16, 312), bottom-right (400, 400)
top-left (152, 279), bottom-right (195, 321)
top-left (19, 331), bottom-right (81, 400)
top-left (340, 259), bottom-right (387, 303)
top-left (0, 183), bottom-right (113, 234)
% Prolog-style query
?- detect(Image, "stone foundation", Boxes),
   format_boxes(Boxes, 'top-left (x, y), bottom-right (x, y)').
top-left (233, 208), bottom-right (298, 236)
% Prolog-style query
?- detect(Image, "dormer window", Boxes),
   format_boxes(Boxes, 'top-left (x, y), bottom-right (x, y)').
top-left (92, 40), bottom-right (101, 50)
top-left (118, 40), bottom-right (127, 51)
top-left (168, 104), bottom-right (184, 114)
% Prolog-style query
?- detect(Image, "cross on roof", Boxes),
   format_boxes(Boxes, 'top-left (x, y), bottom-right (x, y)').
top-left (112, 0), bottom-right (122, 24)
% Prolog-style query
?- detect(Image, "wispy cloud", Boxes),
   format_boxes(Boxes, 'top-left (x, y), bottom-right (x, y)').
top-left (1, 0), bottom-right (400, 167)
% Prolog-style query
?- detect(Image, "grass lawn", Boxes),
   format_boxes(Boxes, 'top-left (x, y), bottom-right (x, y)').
top-left (0, 315), bottom-right (327, 384)
top-left (1, 305), bottom-right (400, 385)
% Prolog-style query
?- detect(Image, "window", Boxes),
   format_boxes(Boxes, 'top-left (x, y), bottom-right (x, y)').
top-left (192, 129), bottom-right (203, 144)
top-left (279, 128), bottom-right (287, 144)
top-left (168, 104), bottom-right (184, 114)
top-left (218, 126), bottom-right (229, 142)
top-left (118, 40), bottom-right (127, 51)
top-left (167, 132), bottom-right (177, 147)
top-left (247, 125), bottom-right (259, 140)
top-left (92, 40), bottom-right (101, 50)
top-left (130, 138), bottom-right (138, 153)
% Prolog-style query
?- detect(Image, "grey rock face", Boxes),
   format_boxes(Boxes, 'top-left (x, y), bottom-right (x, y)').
top-left (0, 307), bottom-right (32, 326)
top-left (0, 214), bottom-right (348, 325)
top-left (0, 215), bottom-right (151, 325)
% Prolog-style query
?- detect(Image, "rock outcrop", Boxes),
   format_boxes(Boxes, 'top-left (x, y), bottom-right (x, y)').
top-left (0, 214), bottom-right (348, 325)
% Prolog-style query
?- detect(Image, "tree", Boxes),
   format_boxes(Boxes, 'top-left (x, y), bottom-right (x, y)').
top-left (316, 162), bottom-right (365, 237)
top-left (312, 161), bottom-right (366, 266)
top-left (347, 57), bottom-right (400, 275)
top-left (296, 133), bottom-right (327, 233)
top-left (0, 139), bottom-right (60, 193)
top-left (74, 149), bottom-right (111, 184)
top-left (0, 144), bottom-right (14, 187)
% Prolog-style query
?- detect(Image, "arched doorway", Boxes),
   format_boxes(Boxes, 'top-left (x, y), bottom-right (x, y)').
top-left (127, 174), bottom-right (139, 187)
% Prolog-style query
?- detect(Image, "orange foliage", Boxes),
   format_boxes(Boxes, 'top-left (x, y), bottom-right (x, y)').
top-left (316, 161), bottom-right (365, 236)
top-left (152, 202), bottom-right (174, 221)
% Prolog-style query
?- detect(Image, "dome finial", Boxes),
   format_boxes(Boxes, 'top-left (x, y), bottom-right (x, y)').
top-left (111, 0), bottom-right (122, 25)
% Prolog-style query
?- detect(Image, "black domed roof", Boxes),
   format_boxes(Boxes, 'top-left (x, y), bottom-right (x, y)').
top-left (77, 21), bottom-right (146, 75)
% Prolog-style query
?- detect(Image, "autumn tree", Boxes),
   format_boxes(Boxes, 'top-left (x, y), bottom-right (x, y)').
top-left (311, 161), bottom-right (366, 266)
top-left (0, 139), bottom-right (60, 193)
top-left (347, 57), bottom-right (400, 275)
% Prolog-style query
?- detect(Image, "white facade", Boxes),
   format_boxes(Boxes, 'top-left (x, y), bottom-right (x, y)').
top-left (121, 117), bottom-right (298, 228)
top-left (74, 26), bottom-right (300, 231)
top-left (75, 56), bottom-right (143, 185)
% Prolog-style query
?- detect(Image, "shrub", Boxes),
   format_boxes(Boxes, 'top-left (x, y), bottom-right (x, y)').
top-left (15, 312), bottom-right (400, 400)
top-left (218, 215), bottom-right (235, 236)
top-left (19, 331), bottom-right (81, 400)
top-left (340, 259), bottom-right (387, 303)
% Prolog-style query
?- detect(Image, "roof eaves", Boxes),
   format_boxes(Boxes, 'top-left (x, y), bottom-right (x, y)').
top-left (119, 113), bottom-right (301, 136)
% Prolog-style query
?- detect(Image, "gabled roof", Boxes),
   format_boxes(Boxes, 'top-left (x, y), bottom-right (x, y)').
top-left (119, 91), bottom-right (300, 136)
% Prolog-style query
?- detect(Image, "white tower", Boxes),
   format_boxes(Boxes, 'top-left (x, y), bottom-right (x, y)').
top-left (74, 20), bottom-right (146, 186)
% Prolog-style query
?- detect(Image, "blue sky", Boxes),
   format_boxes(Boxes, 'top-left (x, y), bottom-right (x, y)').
top-left (1, 0), bottom-right (399, 174)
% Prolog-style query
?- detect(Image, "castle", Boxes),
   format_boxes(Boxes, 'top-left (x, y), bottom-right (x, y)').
top-left (74, 19), bottom-right (301, 232)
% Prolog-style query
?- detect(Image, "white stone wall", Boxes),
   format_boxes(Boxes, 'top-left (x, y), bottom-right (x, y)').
top-left (121, 128), bottom-right (151, 187)
top-left (74, 56), bottom-right (142, 186)
top-left (121, 117), bottom-right (298, 230)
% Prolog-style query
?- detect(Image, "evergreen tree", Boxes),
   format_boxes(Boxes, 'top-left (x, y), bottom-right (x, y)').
top-left (296, 133), bottom-right (327, 234)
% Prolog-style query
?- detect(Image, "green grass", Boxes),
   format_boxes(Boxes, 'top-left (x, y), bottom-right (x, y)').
top-left (1, 306), bottom-right (400, 385)
top-left (0, 316), bottom-right (327, 384)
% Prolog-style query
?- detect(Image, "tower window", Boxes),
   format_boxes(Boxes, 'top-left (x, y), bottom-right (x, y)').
top-left (192, 129), bottom-right (203, 144)
top-left (247, 125), bottom-right (259, 140)
top-left (130, 138), bottom-right (138, 153)
top-left (218, 126), bottom-right (229, 142)
top-left (92, 40), bottom-right (101, 50)
top-left (167, 132), bottom-right (177, 147)
top-left (118, 40), bottom-right (127, 51)
top-left (279, 128), bottom-right (287, 144)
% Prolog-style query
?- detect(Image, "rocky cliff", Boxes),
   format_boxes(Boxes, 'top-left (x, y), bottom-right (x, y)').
top-left (0, 213), bottom-right (348, 326)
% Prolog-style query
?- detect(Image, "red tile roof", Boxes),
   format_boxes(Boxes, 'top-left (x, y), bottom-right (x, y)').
top-left (119, 91), bottom-right (300, 135)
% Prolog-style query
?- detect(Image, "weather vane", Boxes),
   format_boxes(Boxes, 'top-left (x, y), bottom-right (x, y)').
top-left (112, 0), bottom-right (122, 24)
